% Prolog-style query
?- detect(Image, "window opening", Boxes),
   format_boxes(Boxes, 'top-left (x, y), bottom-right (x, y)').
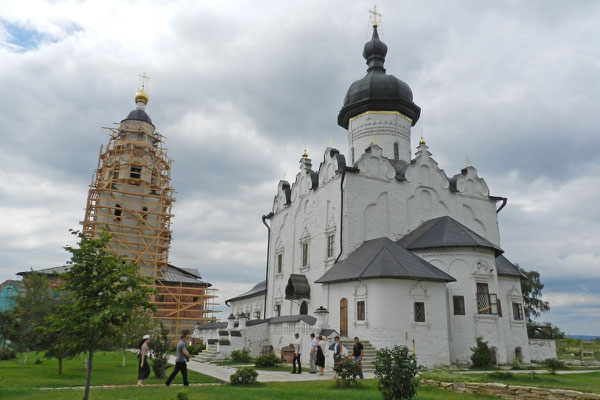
top-left (357, 301), bottom-right (365, 321)
top-left (327, 234), bottom-right (335, 258)
top-left (302, 243), bottom-right (309, 267)
top-left (130, 165), bottom-right (142, 179)
top-left (142, 207), bottom-right (148, 220)
top-left (274, 304), bottom-right (281, 317)
top-left (453, 296), bottom-right (465, 315)
top-left (414, 302), bottom-right (425, 322)
top-left (394, 143), bottom-right (399, 160)
top-left (277, 253), bottom-right (283, 274)
top-left (300, 301), bottom-right (308, 315)
top-left (512, 302), bottom-right (524, 320)
top-left (114, 204), bottom-right (122, 221)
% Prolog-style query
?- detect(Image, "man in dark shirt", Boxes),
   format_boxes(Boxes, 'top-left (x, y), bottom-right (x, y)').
top-left (353, 336), bottom-right (364, 379)
top-left (165, 332), bottom-right (190, 386)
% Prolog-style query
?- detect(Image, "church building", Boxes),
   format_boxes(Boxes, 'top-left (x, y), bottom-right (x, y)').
top-left (196, 19), bottom-right (537, 367)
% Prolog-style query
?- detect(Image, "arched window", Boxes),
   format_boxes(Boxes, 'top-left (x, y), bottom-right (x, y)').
top-left (299, 301), bottom-right (308, 315)
top-left (394, 143), bottom-right (399, 160)
top-left (114, 204), bottom-right (122, 221)
top-left (142, 207), bottom-right (148, 220)
top-left (515, 347), bottom-right (522, 362)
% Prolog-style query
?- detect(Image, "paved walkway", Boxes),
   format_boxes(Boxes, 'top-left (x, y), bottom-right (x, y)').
top-left (183, 357), bottom-right (375, 382)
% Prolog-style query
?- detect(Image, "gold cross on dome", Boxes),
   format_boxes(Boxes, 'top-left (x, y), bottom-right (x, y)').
top-left (138, 72), bottom-right (151, 90)
top-left (465, 154), bottom-right (471, 166)
top-left (368, 5), bottom-right (382, 27)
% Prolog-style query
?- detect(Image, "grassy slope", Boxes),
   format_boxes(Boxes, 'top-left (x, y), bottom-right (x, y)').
top-left (422, 370), bottom-right (600, 394)
top-left (0, 351), bottom-right (219, 389)
top-left (2, 381), bottom-right (503, 400)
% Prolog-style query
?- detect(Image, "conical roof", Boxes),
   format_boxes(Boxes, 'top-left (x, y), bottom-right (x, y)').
top-left (397, 216), bottom-right (503, 256)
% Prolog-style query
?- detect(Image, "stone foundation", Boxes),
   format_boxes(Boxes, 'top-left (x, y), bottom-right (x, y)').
top-left (420, 378), bottom-right (600, 400)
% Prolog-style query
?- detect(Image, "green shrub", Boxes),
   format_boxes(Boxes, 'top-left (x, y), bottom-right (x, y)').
top-left (34, 358), bottom-right (43, 364)
top-left (488, 371), bottom-right (513, 379)
top-left (176, 389), bottom-right (189, 400)
top-left (230, 366), bottom-right (258, 385)
top-left (150, 322), bottom-right (173, 379)
top-left (373, 345), bottom-right (419, 400)
top-left (0, 347), bottom-right (16, 360)
top-left (254, 354), bottom-right (280, 367)
top-left (470, 337), bottom-right (493, 368)
top-left (333, 357), bottom-right (362, 387)
top-left (187, 344), bottom-right (206, 356)
top-left (231, 349), bottom-right (253, 363)
top-left (510, 360), bottom-right (523, 370)
top-left (545, 358), bottom-right (566, 374)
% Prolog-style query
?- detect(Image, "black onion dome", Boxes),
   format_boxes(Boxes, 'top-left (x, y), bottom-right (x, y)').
top-left (338, 26), bottom-right (420, 129)
top-left (122, 109), bottom-right (154, 126)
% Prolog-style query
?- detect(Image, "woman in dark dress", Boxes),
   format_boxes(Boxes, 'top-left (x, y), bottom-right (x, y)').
top-left (315, 335), bottom-right (326, 375)
top-left (137, 334), bottom-right (151, 386)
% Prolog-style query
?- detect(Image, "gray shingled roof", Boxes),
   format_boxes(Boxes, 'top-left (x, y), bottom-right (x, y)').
top-left (496, 255), bottom-right (526, 278)
top-left (17, 265), bottom-right (70, 276)
top-left (315, 237), bottom-right (455, 284)
top-left (225, 280), bottom-right (267, 305)
top-left (397, 216), bottom-right (503, 256)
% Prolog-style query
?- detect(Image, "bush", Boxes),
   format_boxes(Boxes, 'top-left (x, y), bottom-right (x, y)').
top-left (545, 358), bottom-right (566, 374)
top-left (187, 344), bottom-right (206, 356)
top-left (373, 345), bottom-right (419, 400)
top-left (150, 323), bottom-right (173, 379)
top-left (231, 349), bottom-right (253, 363)
top-left (254, 354), bottom-right (280, 368)
top-left (470, 337), bottom-right (493, 368)
top-left (333, 357), bottom-right (362, 387)
top-left (488, 371), bottom-right (513, 379)
top-left (230, 366), bottom-right (258, 385)
top-left (34, 358), bottom-right (43, 364)
top-left (510, 360), bottom-right (523, 370)
top-left (176, 389), bottom-right (189, 400)
top-left (0, 347), bottom-right (16, 360)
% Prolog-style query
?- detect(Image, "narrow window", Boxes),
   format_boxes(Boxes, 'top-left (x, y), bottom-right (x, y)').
top-left (130, 165), bottom-right (142, 179)
top-left (158, 294), bottom-right (165, 302)
top-left (351, 147), bottom-right (355, 164)
top-left (327, 234), bottom-right (335, 258)
top-left (300, 301), bottom-right (308, 315)
top-left (394, 143), bottom-right (399, 160)
top-left (414, 302), bottom-right (425, 322)
top-left (302, 243), bottom-right (309, 267)
top-left (453, 296), bottom-right (465, 315)
top-left (497, 299), bottom-right (503, 317)
top-left (512, 302), bottom-right (524, 321)
top-left (192, 296), bottom-right (199, 302)
top-left (277, 253), bottom-right (283, 274)
top-left (274, 304), bottom-right (281, 317)
top-left (142, 207), bottom-right (148, 220)
top-left (357, 301), bottom-right (366, 321)
top-left (112, 163), bottom-right (120, 180)
top-left (114, 204), bottom-right (122, 221)
top-left (476, 283), bottom-right (490, 314)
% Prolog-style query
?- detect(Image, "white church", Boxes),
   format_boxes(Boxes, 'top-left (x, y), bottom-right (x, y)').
top-left (195, 21), bottom-right (555, 368)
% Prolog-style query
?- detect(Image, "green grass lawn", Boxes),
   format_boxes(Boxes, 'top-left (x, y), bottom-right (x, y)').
top-left (421, 369), bottom-right (600, 394)
top-left (0, 351), bottom-right (219, 389)
top-left (0, 380), bottom-right (503, 400)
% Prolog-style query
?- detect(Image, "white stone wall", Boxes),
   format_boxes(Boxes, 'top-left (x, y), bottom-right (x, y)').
top-left (528, 339), bottom-right (557, 362)
top-left (324, 279), bottom-right (451, 368)
top-left (228, 294), bottom-right (265, 320)
top-left (498, 277), bottom-right (531, 363)
top-left (347, 111), bottom-right (412, 164)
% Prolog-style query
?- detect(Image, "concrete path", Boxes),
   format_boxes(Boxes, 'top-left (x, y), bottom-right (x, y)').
top-left (181, 357), bottom-right (375, 382)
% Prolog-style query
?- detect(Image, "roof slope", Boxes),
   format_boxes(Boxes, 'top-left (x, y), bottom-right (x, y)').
top-left (495, 255), bottom-right (526, 278)
top-left (316, 237), bottom-right (455, 284)
top-left (226, 280), bottom-right (267, 305)
top-left (397, 216), bottom-right (503, 256)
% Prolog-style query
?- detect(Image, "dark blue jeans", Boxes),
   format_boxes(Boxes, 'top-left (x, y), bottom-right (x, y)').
top-left (353, 356), bottom-right (364, 379)
top-left (292, 353), bottom-right (302, 373)
top-left (166, 361), bottom-right (189, 386)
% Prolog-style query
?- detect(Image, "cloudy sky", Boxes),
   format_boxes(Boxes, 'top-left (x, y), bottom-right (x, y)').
top-left (1, 0), bottom-right (599, 335)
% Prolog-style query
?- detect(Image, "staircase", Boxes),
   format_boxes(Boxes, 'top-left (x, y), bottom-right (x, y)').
top-left (193, 344), bottom-right (219, 363)
top-left (339, 338), bottom-right (376, 373)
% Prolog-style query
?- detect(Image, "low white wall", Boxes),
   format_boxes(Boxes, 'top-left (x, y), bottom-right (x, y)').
top-left (528, 339), bottom-right (557, 362)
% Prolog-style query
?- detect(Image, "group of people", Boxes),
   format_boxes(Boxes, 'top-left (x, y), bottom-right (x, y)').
top-left (137, 331), bottom-right (191, 387)
top-left (290, 333), bottom-right (364, 379)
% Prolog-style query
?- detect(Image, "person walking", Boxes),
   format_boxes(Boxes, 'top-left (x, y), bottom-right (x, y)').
top-left (315, 335), bottom-right (327, 375)
top-left (353, 336), bottom-right (364, 380)
top-left (309, 333), bottom-right (318, 374)
top-left (290, 333), bottom-right (302, 374)
top-left (165, 332), bottom-right (190, 386)
top-left (137, 334), bottom-right (151, 386)
top-left (331, 336), bottom-right (341, 379)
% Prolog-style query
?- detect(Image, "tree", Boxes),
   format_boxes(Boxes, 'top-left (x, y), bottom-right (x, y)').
top-left (519, 267), bottom-right (550, 322)
top-left (149, 322), bottom-right (172, 379)
top-left (527, 322), bottom-right (564, 340)
top-left (373, 345), bottom-right (419, 400)
top-left (115, 309), bottom-right (153, 367)
top-left (470, 337), bottom-right (493, 368)
top-left (58, 230), bottom-right (155, 400)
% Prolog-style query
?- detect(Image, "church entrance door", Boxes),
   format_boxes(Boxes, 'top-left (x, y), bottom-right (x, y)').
top-left (340, 298), bottom-right (348, 337)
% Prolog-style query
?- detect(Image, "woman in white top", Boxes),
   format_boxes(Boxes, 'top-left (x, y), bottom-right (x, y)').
top-left (137, 334), bottom-right (151, 386)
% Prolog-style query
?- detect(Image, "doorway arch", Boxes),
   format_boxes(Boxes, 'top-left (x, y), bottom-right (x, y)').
top-left (299, 301), bottom-right (308, 315)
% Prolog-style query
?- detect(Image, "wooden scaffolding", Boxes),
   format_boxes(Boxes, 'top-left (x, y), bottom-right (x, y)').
top-left (81, 120), bottom-right (217, 342)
